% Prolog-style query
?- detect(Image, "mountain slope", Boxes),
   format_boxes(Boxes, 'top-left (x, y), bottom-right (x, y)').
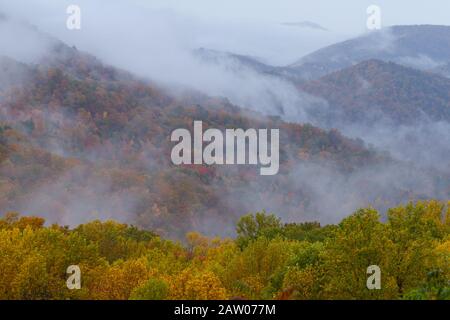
top-left (300, 59), bottom-right (450, 124)
top-left (193, 48), bottom-right (302, 81)
top-left (431, 62), bottom-right (450, 78)
top-left (289, 25), bottom-right (450, 79)
top-left (0, 20), bottom-right (448, 238)
top-left (0, 52), bottom-right (389, 237)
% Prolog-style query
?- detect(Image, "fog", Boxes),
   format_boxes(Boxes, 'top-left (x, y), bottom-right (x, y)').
top-left (15, 166), bottom-right (140, 226)
top-left (0, 16), bottom-right (53, 64)
top-left (227, 160), bottom-right (446, 228)
top-left (0, 1), bottom-right (449, 236)
top-left (0, 0), bottom-right (349, 123)
top-left (339, 121), bottom-right (450, 173)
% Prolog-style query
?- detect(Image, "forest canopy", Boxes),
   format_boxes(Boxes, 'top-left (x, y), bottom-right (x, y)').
top-left (0, 200), bottom-right (448, 300)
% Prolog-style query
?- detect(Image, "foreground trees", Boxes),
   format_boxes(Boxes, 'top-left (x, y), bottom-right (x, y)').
top-left (0, 201), bottom-right (448, 300)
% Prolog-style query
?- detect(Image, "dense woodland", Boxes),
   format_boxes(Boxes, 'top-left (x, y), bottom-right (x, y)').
top-left (0, 22), bottom-right (449, 300)
top-left (0, 201), bottom-right (448, 300)
top-left (300, 59), bottom-right (450, 124)
top-left (0, 46), bottom-right (408, 238)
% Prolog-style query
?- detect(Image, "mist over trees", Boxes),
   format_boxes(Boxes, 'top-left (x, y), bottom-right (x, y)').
top-left (0, 1), bottom-right (449, 301)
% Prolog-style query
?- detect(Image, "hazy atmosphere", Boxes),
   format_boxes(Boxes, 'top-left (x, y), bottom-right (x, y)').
top-left (0, 0), bottom-right (449, 302)
top-left (0, 0), bottom-right (449, 234)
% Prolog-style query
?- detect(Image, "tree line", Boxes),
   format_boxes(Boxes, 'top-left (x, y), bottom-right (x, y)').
top-left (0, 200), bottom-right (448, 300)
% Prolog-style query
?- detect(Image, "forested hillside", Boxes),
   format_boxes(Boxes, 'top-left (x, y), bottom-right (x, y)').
top-left (1, 47), bottom-right (401, 238)
top-left (289, 25), bottom-right (450, 80)
top-left (300, 59), bottom-right (450, 125)
top-left (0, 3), bottom-right (450, 302)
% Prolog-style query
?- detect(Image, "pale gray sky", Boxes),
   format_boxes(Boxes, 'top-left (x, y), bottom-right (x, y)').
top-left (1, 0), bottom-right (450, 65)
top-left (0, 0), bottom-right (450, 59)
top-left (140, 0), bottom-right (450, 32)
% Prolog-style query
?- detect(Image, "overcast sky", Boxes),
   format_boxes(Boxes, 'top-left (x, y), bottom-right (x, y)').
top-left (5, 0), bottom-right (446, 31)
top-left (1, 0), bottom-right (450, 65)
top-left (141, 0), bottom-right (450, 30)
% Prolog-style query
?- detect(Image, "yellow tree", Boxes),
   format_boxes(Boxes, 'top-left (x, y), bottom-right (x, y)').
top-left (321, 208), bottom-right (397, 299)
top-left (169, 269), bottom-right (228, 300)
top-left (385, 201), bottom-right (449, 296)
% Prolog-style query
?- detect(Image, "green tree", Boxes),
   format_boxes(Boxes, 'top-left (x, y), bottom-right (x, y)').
top-left (236, 211), bottom-right (282, 248)
top-left (129, 277), bottom-right (169, 300)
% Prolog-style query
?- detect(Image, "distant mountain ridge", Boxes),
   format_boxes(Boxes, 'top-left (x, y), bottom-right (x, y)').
top-left (193, 48), bottom-right (302, 80)
top-left (195, 25), bottom-right (450, 82)
top-left (300, 59), bottom-right (450, 125)
top-left (289, 25), bottom-right (450, 79)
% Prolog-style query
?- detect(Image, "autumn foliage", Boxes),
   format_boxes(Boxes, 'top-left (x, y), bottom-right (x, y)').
top-left (0, 201), bottom-right (448, 300)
